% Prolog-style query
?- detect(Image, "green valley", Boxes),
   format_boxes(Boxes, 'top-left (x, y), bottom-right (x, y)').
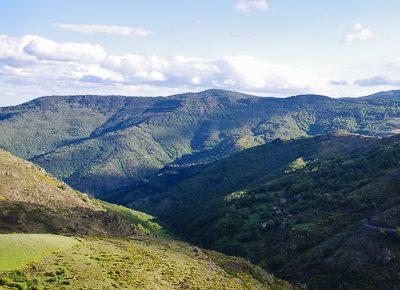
top-left (0, 147), bottom-right (289, 289)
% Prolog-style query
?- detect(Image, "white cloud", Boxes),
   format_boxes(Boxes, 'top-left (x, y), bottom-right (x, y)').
top-left (0, 34), bottom-right (37, 62)
top-left (235, 0), bottom-right (269, 13)
top-left (191, 76), bottom-right (201, 85)
top-left (53, 23), bottom-right (152, 36)
top-left (342, 23), bottom-right (374, 43)
top-left (220, 55), bottom-right (325, 91)
top-left (23, 36), bottom-right (107, 63)
top-left (0, 34), bottom-right (335, 105)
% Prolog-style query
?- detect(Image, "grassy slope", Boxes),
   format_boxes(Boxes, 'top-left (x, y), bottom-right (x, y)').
top-left (99, 201), bottom-right (172, 239)
top-left (0, 147), bottom-right (171, 238)
top-left (0, 236), bottom-right (290, 290)
top-left (0, 234), bottom-right (78, 271)
top-left (0, 148), bottom-right (137, 237)
top-left (0, 148), bottom-right (98, 210)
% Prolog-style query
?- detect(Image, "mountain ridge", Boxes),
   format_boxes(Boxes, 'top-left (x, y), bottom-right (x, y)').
top-left (2, 89), bottom-right (400, 195)
top-left (6, 88), bottom-right (400, 108)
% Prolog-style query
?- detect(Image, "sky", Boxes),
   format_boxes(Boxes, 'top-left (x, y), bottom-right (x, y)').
top-left (0, 0), bottom-right (400, 106)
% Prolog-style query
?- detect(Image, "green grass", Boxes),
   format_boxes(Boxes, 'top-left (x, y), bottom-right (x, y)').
top-left (0, 236), bottom-right (291, 289)
top-left (0, 234), bottom-right (79, 271)
top-left (100, 201), bottom-right (172, 239)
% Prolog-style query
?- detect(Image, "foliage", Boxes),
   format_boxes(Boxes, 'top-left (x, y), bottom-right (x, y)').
top-left (115, 133), bottom-right (400, 289)
top-left (285, 158), bottom-right (307, 173)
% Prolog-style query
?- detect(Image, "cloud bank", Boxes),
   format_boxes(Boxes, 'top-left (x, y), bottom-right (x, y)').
top-left (0, 34), bottom-right (331, 103)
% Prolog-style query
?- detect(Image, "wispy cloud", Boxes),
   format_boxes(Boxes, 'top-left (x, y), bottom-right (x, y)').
top-left (234, 0), bottom-right (269, 13)
top-left (329, 80), bottom-right (348, 86)
top-left (342, 23), bottom-right (374, 43)
top-left (354, 75), bottom-right (400, 87)
top-left (53, 23), bottom-right (152, 36)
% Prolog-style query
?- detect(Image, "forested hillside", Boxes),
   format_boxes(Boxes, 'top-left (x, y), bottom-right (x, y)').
top-left (1, 89), bottom-right (400, 195)
top-left (108, 133), bottom-right (400, 289)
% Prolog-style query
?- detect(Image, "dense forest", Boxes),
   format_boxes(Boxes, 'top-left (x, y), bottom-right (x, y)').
top-left (107, 133), bottom-right (400, 289)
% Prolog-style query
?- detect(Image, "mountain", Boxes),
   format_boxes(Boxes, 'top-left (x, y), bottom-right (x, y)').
top-left (0, 148), bottom-right (290, 289)
top-left (2, 90), bottom-right (400, 195)
top-left (107, 133), bottom-right (400, 289)
top-left (360, 90), bottom-right (400, 101)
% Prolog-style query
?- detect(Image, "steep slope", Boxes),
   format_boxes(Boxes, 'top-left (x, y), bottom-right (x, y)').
top-left (0, 149), bottom-right (290, 289)
top-left (0, 147), bottom-right (174, 238)
top-left (111, 133), bottom-right (400, 289)
top-left (2, 89), bottom-right (400, 195)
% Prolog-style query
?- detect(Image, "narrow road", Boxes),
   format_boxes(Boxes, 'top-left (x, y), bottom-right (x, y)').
top-left (363, 219), bottom-right (397, 235)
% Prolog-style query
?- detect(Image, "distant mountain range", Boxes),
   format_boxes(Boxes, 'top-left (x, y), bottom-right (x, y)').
top-left (1, 89), bottom-right (400, 196)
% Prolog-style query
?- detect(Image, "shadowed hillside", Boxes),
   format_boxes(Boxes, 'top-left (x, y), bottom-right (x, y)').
top-left (109, 133), bottom-right (400, 289)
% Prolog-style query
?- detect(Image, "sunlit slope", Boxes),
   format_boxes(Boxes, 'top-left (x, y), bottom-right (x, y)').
top-left (0, 236), bottom-right (291, 290)
top-left (0, 234), bottom-right (78, 271)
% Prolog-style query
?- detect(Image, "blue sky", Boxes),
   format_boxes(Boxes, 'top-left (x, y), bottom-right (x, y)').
top-left (0, 0), bottom-right (399, 105)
